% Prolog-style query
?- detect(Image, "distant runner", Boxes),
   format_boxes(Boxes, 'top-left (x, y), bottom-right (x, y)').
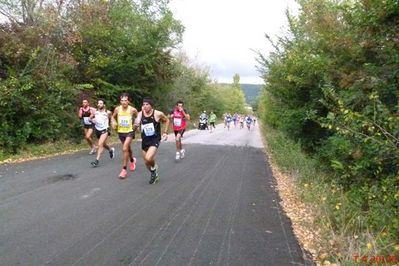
top-left (78, 99), bottom-right (96, 154)
top-left (239, 115), bottom-right (245, 129)
top-left (134, 98), bottom-right (170, 184)
top-left (208, 111), bottom-right (217, 133)
top-left (90, 99), bottom-right (115, 167)
top-left (169, 100), bottom-right (190, 161)
top-left (245, 115), bottom-right (253, 131)
top-left (233, 113), bottom-right (238, 128)
top-left (225, 113), bottom-right (232, 130)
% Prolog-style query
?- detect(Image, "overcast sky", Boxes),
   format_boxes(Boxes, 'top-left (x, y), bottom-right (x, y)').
top-left (168, 0), bottom-right (299, 84)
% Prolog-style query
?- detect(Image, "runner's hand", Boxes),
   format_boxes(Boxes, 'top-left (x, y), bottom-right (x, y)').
top-left (111, 120), bottom-right (117, 130)
top-left (162, 133), bottom-right (168, 141)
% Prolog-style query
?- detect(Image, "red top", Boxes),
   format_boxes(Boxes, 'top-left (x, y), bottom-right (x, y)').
top-left (170, 108), bottom-right (187, 131)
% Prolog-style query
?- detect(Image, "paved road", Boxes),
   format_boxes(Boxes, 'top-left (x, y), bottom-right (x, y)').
top-left (0, 123), bottom-right (313, 266)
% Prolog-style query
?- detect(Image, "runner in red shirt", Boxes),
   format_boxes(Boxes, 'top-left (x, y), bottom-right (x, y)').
top-left (169, 100), bottom-right (190, 160)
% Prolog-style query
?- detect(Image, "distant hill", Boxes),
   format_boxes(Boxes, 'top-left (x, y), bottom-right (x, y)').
top-left (240, 84), bottom-right (263, 105)
top-left (219, 83), bottom-right (263, 105)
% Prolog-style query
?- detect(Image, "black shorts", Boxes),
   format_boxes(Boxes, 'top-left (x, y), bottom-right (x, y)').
top-left (141, 137), bottom-right (160, 152)
top-left (118, 131), bottom-right (135, 143)
top-left (174, 129), bottom-right (185, 137)
top-left (210, 122), bottom-right (215, 127)
top-left (83, 124), bottom-right (94, 129)
top-left (95, 128), bottom-right (110, 139)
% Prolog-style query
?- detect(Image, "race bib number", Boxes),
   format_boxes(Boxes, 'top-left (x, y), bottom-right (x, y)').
top-left (96, 120), bottom-right (105, 129)
top-left (173, 118), bottom-right (182, 127)
top-left (142, 123), bottom-right (155, 136)
top-left (83, 117), bottom-right (92, 125)
top-left (118, 115), bottom-right (130, 128)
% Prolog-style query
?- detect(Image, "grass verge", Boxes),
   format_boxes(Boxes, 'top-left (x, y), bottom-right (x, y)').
top-left (260, 124), bottom-right (399, 266)
top-left (0, 135), bottom-right (121, 164)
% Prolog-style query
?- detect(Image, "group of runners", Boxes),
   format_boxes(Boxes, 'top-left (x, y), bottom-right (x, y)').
top-left (78, 94), bottom-right (190, 184)
top-left (223, 113), bottom-right (256, 131)
top-left (196, 111), bottom-right (256, 132)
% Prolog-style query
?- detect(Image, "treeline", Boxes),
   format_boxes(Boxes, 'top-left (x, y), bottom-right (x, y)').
top-left (257, 0), bottom-right (398, 255)
top-left (0, 0), bottom-right (245, 155)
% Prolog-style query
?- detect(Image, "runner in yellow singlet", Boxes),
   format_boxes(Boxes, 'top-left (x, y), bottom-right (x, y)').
top-left (112, 93), bottom-right (138, 179)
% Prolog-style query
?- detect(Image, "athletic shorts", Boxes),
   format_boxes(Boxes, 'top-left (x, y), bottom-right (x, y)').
top-left (142, 137), bottom-right (160, 152)
top-left (83, 124), bottom-right (94, 129)
top-left (174, 129), bottom-right (185, 137)
top-left (210, 122), bottom-right (215, 127)
top-left (95, 128), bottom-right (110, 139)
top-left (118, 131), bottom-right (135, 143)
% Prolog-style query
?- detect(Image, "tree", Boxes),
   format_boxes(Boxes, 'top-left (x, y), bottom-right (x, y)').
top-left (256, 0), bottom-right (399, 246)
top-left (0, 0), bottom-right (183, 153)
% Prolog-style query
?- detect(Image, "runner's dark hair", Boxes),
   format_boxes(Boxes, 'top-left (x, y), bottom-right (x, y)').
top-left (120, 93), bottom-right (130, 101)
top-left (142, 97), bottom-right (154, 107)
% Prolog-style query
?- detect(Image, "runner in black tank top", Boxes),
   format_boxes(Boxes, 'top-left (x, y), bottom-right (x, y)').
top-left (141, 109), bottom-right (162, 149)
top-left (133, 98), bottom-right (170, 184)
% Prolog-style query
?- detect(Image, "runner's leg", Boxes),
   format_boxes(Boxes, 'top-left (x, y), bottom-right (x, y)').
top-left (84, 128), bottom-right (95, 149)
top-left (95, 132), bottom-right (108, 161)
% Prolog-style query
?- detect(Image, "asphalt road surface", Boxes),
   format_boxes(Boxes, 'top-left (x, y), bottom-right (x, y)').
top-left (0, 122), bottom-right (313, 266)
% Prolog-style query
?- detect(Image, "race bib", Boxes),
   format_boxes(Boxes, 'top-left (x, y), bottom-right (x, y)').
top-left (96, 120), bottom-right (105, 128)
top-left (142, 123), bottom-right (155, 136)
top-left (118, 115), bottom-right (130, 128)
top-left (173, 118), bottom-right (182, 127)
top-left (83, 117), bottom-right (92, 125)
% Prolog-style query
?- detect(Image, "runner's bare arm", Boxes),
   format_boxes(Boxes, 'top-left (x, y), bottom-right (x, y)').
top-left (156, 111), bottom-right (170, 140)
top-left (132, 107), bottom-right (138, 117)
top-left (111, 107), bottom-right (118, 129)
top-left (132, 111), bottom-right (142, 132)
top-left (90, 111), bottom-right (96, 123)
top-left (183, 109), bottom-right (190, 120)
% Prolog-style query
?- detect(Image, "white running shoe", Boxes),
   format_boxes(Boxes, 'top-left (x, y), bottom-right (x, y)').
top-left (109, 147), bottom-right (115, 159)
top-left (175, 152), bottom-right (180, 160)
top-left (89, 148), bottom-right (96, 155)
top-left (180, 149), bottom-right (185, 159)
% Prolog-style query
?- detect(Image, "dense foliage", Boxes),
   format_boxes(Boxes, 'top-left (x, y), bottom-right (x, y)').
top-left (0, 0), bottom-right (246, 155)
top-left (0, 0), bottom-right (182, 153)
top-left (257, 0), bottom-right (398, 255)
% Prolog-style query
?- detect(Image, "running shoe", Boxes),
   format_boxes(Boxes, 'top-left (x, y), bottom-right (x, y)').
top-left (129, 157), bottom-right (137, 171)
top-left (109, 147), bottom-right (115, 159)
top-left (175, 152), bottom-right (180, 160)
top-left (119, 169), bottom-right (127, 179)
top-left (89, 148), bottom-right (96, 155)
top-left (90, 160), bottom-right (99, 167)
top-left (180, 149), bottom-right (185, 159)
top-left (149, 164), bottom-right (159, 184)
